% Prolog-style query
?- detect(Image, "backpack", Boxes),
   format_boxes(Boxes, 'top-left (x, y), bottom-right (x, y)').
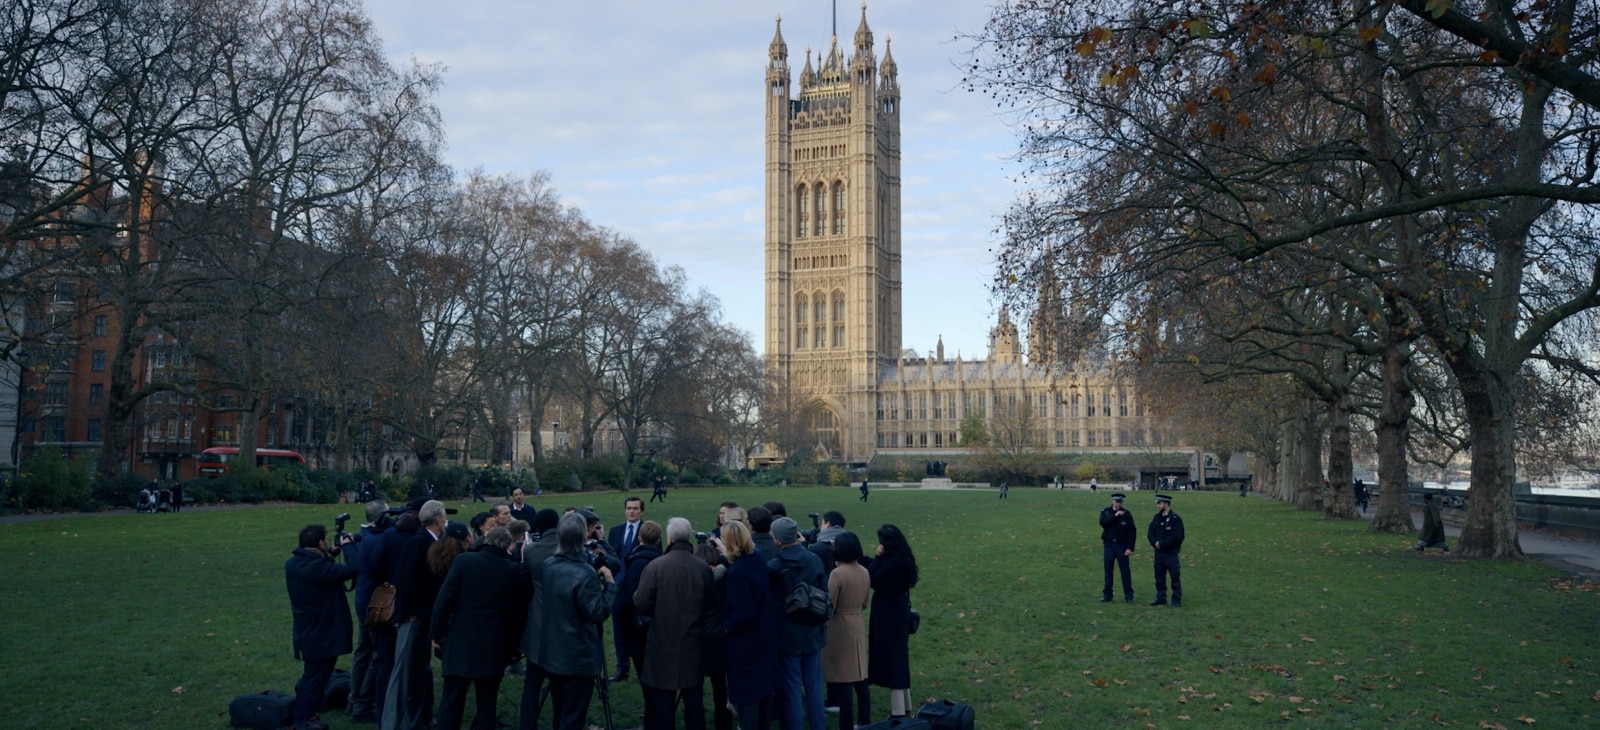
top-left (768, 556), bottom-right (832, 626)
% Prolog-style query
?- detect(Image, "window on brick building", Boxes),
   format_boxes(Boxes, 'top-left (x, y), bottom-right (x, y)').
top-left (91, 350), bottom-right (105, 372)
top-left (87, 419), bottom-right (101, 443)
top-left (93, 315), bottom-right (107, 337)
top-left (88, 383), bottom-right (102, 405)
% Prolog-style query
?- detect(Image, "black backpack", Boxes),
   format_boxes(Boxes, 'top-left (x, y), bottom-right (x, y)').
top-left (768, 556), bottom-right (832, 625)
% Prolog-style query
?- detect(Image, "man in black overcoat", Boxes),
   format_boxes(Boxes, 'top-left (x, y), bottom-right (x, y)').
top-left (285, 524), bottom-right (359, 730)
top-left (432, 527), bottom-right (520, 730)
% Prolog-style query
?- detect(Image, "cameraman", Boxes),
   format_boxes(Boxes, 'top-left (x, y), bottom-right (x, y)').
top-left (577, 508), bottom-right (622, 575)
top-left (535, 512), bottom-right (617, 730)
top-left (285, 523), bottom-right (359, 730)
top-left (808, 511), bottom-right (846, 575)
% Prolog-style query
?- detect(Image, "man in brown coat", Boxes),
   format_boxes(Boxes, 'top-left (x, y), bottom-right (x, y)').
top-left (633, 517), bottom-right (715, 730)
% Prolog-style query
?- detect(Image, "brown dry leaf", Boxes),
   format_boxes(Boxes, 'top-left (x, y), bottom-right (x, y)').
top-left (1177, 716), bottom-right (1190, 721)
top-left (1358, 26), bottom-right (1382, 43)
top-left (1208, 666), bottom-right (1222, 674)
top-left (1516, 717), bottom-right (1535, 726)
top-left (1333, 675), bottom-right (1347, 682)
top-left (1120, 644), bottom-right (1132, 652)
top-left (1082, 670), bottom-right (1093, 676)
top-left (1298, 707), bottom-right (1318, 715)
top-left (1287, 696), bottom-right (1303, 704)
top-left (1301, 636), bottom-right (1317, 643)
top-left (1091, 678), bottom-right (1108, 688)
top-left (1114, 679), bottom-right (1129, 686)
top-left (1074, 42), bottom-right (1095, 58)
top-left (1177, 695), bottom-right (1189, 704)
top-left (170, 687), bottom-right (183, 695)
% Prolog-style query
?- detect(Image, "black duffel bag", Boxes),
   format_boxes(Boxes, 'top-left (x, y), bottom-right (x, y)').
top-left (228, 690), bottom-right (294, 730)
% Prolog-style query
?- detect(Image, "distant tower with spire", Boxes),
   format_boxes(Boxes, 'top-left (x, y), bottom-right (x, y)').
top-left (764, 3), bottom-right (902, 463)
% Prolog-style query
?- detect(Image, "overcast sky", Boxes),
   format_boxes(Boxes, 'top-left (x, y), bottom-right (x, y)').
top-left (361, 0), bottom-right (1021, 358)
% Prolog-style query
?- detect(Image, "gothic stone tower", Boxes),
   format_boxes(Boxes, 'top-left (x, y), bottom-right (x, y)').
top-left (764, 8), bottom-right (901, 463)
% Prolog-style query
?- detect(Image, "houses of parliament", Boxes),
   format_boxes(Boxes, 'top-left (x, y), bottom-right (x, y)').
top-left (762, 8), bottom-right (1151, 465)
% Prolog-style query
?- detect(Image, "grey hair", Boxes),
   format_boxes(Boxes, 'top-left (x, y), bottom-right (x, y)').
top-left (485, 526), bottom-right (513, 550)
top-left (365, 499), bottom-right (389, 524)
top-left (666, 517), bottom-right (692, 544)
top-left (419, 500), bottom-right (446, 525)
top-left (556, 512), bottom-right (587, 555)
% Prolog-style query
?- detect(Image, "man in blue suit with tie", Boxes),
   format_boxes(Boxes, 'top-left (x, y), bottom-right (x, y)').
top-left (605, 496), bottom-right (645, 682)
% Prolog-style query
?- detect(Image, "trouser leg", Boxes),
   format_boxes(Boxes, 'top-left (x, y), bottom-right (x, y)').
top-left (372, 626), bottom-right (396, 725)
top-left (681, 682), bottom-right (706, 730)
top-left (549, 674), bottom-right (594, 730)
top-left (853, 680), bottom-right (871, 727)
top-left (778, 655), bottom-right (803, 730)
top-left (799, 653), bottom-right (824, 730)
top-left (350, 623), bottom-right (375, 716)
top-left (1168, 555), bottom-right (1182, 601)
top-left (710, 671), bottom-right (732, 730)
top-left (1116, 553), bottom-right (1133, 599)
top-left (294, 656), bottom-right (337, 724)
top-left (437, 675), bottom-right (468, 730)
top-left (517, 664), bottom-right (547, 730)
top-left (1153, 557), bottom-right (1168, 602)
top-left (1101, 545), bottom-right (1115, 598)
top-left (469, 677), bottom-right (501, 730)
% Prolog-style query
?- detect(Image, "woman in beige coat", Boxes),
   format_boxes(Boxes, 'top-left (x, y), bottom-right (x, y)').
top-left (822, 532), bottom-right (871, 728)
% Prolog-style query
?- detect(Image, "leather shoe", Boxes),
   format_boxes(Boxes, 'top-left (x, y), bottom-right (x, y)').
top-left (1171, 601), bottom-right (1182, 608)
top-left (606, 670), bottom-right (629, 683)
top-left (1098, 596), bottom-right (1112, 602)
top-left (1149, 599), bottom-right (1167, 606)
top-left (1124, 597), bottom-right (1134, 604)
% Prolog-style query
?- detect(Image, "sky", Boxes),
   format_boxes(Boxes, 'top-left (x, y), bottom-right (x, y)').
top-left (361, 0), bottom-right (1023, 359)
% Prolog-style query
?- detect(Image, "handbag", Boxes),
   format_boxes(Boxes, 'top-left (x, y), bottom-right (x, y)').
top-left (908, 607), bottom-right (920, 635)
top-left (365, 582), bottom-right (396, 628)
top-left (770, 557), bottom-right (832, 625)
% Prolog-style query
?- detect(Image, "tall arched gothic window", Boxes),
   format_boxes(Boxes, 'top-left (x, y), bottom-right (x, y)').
top-left (831, 290), bottom-right (845, 347)
top-left (794, 293), bottom-right (808, 349)
top-left (796, 185), bottom-right (808, 238)
top-left (832, 181), bottom-right (846, 235)
top-left (813, 184), bottom-right (825, 237)
top-left (813, 291), bottom-right (826, 348)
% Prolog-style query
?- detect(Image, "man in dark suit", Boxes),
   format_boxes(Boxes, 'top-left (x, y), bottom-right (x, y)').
top-left (605, 496), bottom-right (645, 682)
top-left (285, 523), bottom-right (359, 730)
top-left (508, 486), bottom-right (535, 525)
top-left (432, 527), bottom-right (520, 730)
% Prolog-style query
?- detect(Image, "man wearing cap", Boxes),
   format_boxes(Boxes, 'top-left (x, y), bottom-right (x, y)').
top-left (1098, 493), bottom-right (1137, 603)
top-left (770, 516), bottom-right (828, 730)
top-left (1147, 495), bottom-right (1185, 607)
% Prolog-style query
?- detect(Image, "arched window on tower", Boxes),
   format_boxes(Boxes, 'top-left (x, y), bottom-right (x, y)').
top-left (832, 181), bottom-right (846, 235)
top-left (794, 293), bottom-right (808, 349)
top-left (831, 290), bottom-right (845, 347)
top-left (796, 184), bottom-right (808, 238)
top-left (813, 291), bottom-right (826, 348)
top-left (813, 184), bottom-right (825, 237)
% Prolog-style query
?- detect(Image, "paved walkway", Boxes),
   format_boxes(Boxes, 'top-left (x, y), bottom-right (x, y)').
top-left (1360, 505), bottom-right (1600, 578)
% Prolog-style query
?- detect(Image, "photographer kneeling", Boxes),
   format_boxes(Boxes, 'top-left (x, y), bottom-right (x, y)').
top-left (535, 512), bottom-right (617, 730)
top-left (285, 524), bottom-right (359, 730)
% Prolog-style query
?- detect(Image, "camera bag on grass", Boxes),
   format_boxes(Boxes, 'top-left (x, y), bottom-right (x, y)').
top-left (321, 669), bottom-right (351, 711)
top-left (768, 556), bottom-right (832, 625)
top-left (228, 690), bottom-right (294, 730)
top-left (366, 582), bottom-right (397, 627)
top-left (858, 716), bottom-right (933, 730)
top-left (915, 699), bottom-right (976, 730)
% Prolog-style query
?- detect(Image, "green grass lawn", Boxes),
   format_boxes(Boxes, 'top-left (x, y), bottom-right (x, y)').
top-left (2, 487), bottom-right (1597, 729)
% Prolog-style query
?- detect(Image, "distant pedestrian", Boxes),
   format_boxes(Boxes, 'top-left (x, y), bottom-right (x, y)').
top-left (471, 478), bottom-right (485, 503)
top-left (1354, 479), bottom-right (1369, 513)
top-left (171, 481), bottom-right (184, 512)
top-left (998, 482), bottom-right (1008, 500)
top-left (1098, 493), bottom-right (1135, 603)
top-left (859, 479), bottom-right (869, 502)
top-left (1416, 494), bottom-right (1450, 552)
top-left (1239, 481), bottom-right (1248, 498)
top-left (1089, 477), bottom-right (1097, 492)
top-left (649, 476), bottom-right (666, 503)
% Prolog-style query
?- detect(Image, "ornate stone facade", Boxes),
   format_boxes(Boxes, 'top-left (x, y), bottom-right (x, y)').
top-left (763, 10), bottom-right (1150, 465)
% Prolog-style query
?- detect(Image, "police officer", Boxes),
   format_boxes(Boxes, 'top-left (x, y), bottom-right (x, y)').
top-left (1098, 493), bottom-right (1136, 603)
top-left (1147, 494), bottom-right (1185, 607)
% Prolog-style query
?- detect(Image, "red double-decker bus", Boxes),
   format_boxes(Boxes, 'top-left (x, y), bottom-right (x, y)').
top-left (196, 447), bottom-right (307, 477)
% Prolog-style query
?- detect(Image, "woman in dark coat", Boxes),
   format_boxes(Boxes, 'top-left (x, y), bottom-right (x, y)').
top-left (718, 521), bottom-right (782, 730)
top-left (695, 541), bottom-right (732, 730)
top-left (869, 523), bottom-right (919, 718)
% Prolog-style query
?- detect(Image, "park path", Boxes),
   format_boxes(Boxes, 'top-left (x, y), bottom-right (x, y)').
top-left (1354, 503), bottom-right (1600, 578)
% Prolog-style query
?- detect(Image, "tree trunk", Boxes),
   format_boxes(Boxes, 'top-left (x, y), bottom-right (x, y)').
top-left (1324, 390), bottom-right (1359, 520)
top-left (1294, 398), bottom-right (1322, 512)
top-left (1455, 365), bottom-right (1523, 558)
top-left (98, 311), bottom-right (146, 479)
top-left (238, 394), bottom-right (262, 469)
top-left (1370, 295), bottom-right (1416, 533)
